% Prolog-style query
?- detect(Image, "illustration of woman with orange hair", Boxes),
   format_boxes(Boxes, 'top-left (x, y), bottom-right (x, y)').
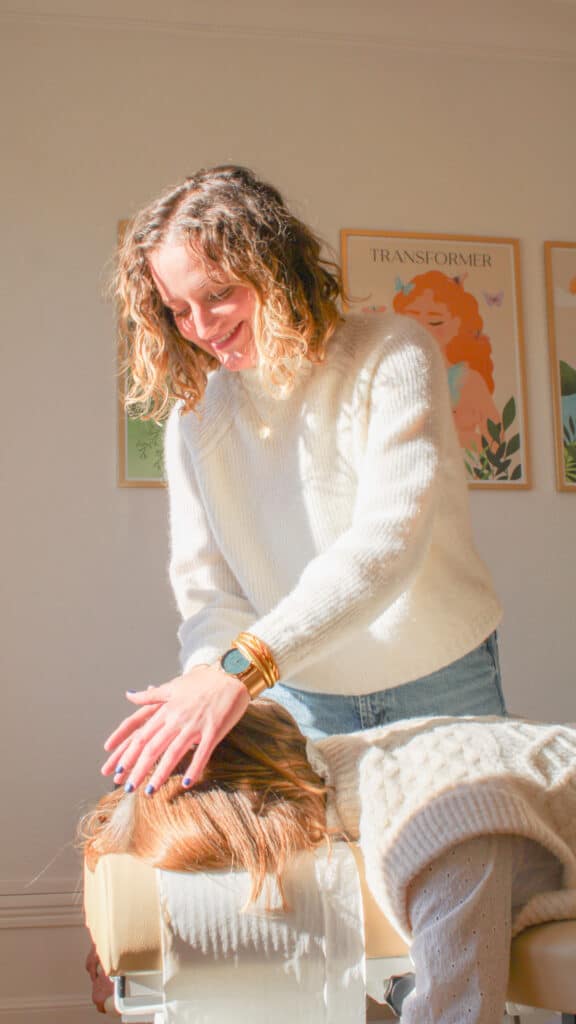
top-left (393, 271), bottom-right (500, 454)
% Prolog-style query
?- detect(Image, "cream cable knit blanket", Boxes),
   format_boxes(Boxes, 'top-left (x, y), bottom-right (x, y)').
top-left (311, 716), bottom-right (576, 942)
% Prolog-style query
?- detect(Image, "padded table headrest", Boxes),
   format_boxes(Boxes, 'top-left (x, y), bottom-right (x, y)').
top-left (84, 854), bottom-right (162, 975)
top-left (83, 846), bottom-right (409, 975)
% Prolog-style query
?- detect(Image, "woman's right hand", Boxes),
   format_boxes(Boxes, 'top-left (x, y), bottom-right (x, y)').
top-left (101, 664), bottom-right (250, 794)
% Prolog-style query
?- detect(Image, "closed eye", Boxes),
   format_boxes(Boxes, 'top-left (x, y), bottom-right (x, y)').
top-left (208, 287), bottom-right (233, 302)
top-left (166, 287), bottom-right (233, 318)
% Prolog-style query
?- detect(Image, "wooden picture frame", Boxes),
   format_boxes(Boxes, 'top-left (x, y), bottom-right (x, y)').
top-left (341, 230), bottom-right (531, 489)
top-left (544, 241), bottom-right (576, 492)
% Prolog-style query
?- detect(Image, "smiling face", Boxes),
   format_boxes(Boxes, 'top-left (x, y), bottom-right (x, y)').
top-left (402, 289), bottom-right (461, 353)
top-left (148, 242), bottom-right (258, 371)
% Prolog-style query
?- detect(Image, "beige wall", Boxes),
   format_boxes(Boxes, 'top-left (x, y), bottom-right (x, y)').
top-left (1, 4), bottom-right (575, 1019)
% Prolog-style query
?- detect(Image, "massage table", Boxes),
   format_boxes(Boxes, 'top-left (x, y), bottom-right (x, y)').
top-left (84, 848), bottom-right (576, 1022)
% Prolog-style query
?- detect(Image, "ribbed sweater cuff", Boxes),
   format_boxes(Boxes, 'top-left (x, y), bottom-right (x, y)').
top-left (363, 783), bottom-right (576, 940)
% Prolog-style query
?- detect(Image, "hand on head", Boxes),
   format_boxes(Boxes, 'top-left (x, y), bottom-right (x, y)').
top-left (101, 664), bottom-right (250, 794)
top-left (86, 701), bottom-right (330, 906)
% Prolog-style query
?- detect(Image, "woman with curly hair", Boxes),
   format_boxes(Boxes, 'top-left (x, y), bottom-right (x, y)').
top-left (102, 163), bottom-right (503, 798)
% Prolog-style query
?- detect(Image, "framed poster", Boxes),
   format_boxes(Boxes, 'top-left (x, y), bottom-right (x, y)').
top-left (544, 242), bottom-right (576, 492)
top-left (341, 231), bottom-right (530, 489)
top-left (117, 219), bottom-right (166, 488)
top-left (117, 377), bottom-right (166, 488)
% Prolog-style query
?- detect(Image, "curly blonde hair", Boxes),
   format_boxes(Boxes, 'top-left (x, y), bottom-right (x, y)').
top-left (80, 701), bottom-right (333, 907)
top-left (115, 165), bottom-right (344, 419)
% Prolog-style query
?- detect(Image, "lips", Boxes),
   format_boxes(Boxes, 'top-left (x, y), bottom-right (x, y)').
top-left (210, 322), bottom-right (242, 351)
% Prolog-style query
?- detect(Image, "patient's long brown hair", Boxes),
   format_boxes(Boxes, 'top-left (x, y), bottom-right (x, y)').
top-left (80, 701), bottom-right (330, 905)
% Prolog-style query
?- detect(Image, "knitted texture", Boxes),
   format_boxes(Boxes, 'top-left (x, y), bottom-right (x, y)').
top-left (165, 313), bottom-right (501, 693)
top-left (313, 716), bottom-right (576, 941)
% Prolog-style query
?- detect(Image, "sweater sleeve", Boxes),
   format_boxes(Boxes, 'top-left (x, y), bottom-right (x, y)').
top-left (248, 324), bottom-right (450, 679)
top-left (164, 405), bottom-right (257, 673)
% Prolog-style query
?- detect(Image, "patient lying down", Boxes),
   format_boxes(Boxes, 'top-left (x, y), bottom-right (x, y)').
top-left (82, 701), bottom-right (329, 905)
top-left (81, 701), bottom-right (576, 1024)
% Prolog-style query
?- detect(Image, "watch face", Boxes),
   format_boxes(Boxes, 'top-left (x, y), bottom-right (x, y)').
top-left (221, 648), bottom-right (251, 676)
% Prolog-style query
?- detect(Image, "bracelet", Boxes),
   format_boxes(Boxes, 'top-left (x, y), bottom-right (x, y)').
top-left (231, 630), bottom-right (278, 688)
top-left (217, 633), bottom-right (280, 700)
top-left (233, 632), bottom-right (280, 690)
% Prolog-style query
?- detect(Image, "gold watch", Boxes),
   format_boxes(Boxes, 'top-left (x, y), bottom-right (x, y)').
top-left (219, 647), bottom-right (268, 699)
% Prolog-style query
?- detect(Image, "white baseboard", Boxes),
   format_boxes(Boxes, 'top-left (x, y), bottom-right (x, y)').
top-left (0, 994), bottom-right (91, 1013)
top-left (0, 883), bottom-right (93, 1024)
top-left (0, 994), bottom-right (96, 1024)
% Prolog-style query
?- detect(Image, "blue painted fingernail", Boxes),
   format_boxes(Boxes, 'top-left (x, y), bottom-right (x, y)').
top-left (182, 777), bottom-right (192, 788)
top-left (126, 689), bottom-right (136, 694)
top-left (124, 782), bottom-right (134, 793)
top-left (145, 784), bottom-right (155, 796)
top-left (115, 764), bottom-right (124, 774)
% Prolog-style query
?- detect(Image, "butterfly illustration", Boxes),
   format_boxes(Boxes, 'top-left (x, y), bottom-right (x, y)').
top-left (483, 290), bottom-right (504, 308)
top-left (394, 276), bottom-right (415, 295)
top-left (362, 304), bottom-right (388, 313)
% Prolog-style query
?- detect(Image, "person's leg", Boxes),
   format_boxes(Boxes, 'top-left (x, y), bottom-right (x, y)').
top-left (402, 835), bottom-right (514, 1024)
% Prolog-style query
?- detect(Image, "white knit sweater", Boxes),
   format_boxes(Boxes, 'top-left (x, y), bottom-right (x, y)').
top-left (311, 716), bottom-right (576, 941)
top-left (165, 313), bottom-right (501, 693)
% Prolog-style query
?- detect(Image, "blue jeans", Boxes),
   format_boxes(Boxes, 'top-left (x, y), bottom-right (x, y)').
top-left (267, 633), bottom-right (505, 740)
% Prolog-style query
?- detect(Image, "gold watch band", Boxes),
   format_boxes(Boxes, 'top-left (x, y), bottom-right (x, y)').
top-left (230, 663), bottom-right (269, 699)
top-left (233, 632), bottom-right (280, 689)
top-left (218, 633), bottom-right (279, 701)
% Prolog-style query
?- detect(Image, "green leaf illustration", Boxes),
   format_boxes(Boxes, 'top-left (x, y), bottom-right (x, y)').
top-left (505, 433), bottom-right (520, 456)
top-left (565, 418), bottom-right (576, 444)
top-left (560, 360), bottom-right (576, 397)
top-left (487, 419), bottom-right (501, 443)
top-left (565, 443), bottom-right (576, 483)
top-left (462, 395), bottom-right (521, 482)
top-left (502, 397), bottom-right (516, 432)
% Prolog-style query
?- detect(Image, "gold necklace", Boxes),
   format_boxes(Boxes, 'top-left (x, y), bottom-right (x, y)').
top-left (236, 373), bottom-right (274, 440)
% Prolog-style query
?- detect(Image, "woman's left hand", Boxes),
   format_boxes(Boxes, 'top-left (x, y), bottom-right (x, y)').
top-left (101, 664), bottom-right (249, 793)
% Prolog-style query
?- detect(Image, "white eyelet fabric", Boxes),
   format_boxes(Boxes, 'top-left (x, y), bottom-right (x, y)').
top-left (403, 835), bottom-right (561, 1024)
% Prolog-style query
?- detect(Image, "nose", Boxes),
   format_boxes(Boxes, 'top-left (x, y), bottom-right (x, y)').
top-left (187, 301), bottom-right (218, 341)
